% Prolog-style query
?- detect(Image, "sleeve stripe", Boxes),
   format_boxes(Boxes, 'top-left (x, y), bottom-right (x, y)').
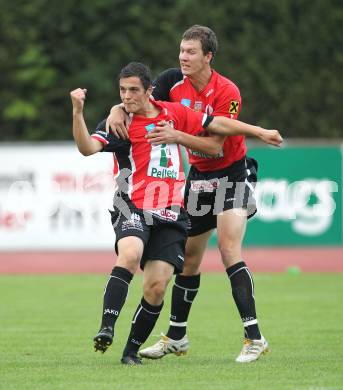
top-left (91, 134), bottom-right (109, 145)
top-left (202, 115), bottom-right (214, 129)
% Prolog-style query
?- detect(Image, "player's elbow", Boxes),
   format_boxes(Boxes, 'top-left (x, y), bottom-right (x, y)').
top-left (205, 138), bottom-right (225, 156)
top-left (204, 143), bottom-right (223, 157)
top-left (80, 149), bottom-right (93, 156)
top-left (77, 145), bottom-right (96, 156)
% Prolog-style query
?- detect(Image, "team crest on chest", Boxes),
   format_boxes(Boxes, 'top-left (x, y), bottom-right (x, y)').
top-left (194, 101), bottom-right (202, 112)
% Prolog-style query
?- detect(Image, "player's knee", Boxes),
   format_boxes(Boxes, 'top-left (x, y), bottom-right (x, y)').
top-left (183, 251), bottom-right (202, 275)
top-left (144, 279), bottom-right (167, 305)
top-left (116, 249), bottom-right (140, 273)
top-left (121, 246), bottom-right (141, 263)
top-left (182, 259), bottom-right (200, 275)
top-left (218, 240), bottom-right (241, 264)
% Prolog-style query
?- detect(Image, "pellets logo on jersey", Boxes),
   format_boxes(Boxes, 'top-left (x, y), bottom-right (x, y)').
top-left (229, 100), bottom-right (240, 114)
top-left (147, 143), bottom-right (180, 179)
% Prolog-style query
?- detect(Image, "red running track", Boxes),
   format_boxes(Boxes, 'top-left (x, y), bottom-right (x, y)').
top-left (0, 247), bottom-right (342, 274)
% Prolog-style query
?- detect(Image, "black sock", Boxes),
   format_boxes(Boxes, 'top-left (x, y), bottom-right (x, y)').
top-left (166, 274), bottom-right (200, 340)
top-left (123, 297), bottom-right (164, 356)
top-left (100, 266), bottom-right (133, 330)
top-left (226, 261), bottom-right (261, 340)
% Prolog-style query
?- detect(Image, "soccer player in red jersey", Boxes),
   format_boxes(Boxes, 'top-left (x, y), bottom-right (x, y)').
top-left (71, 62), bottom-right (281, 365)
top-left (108, 26), bottom-right (274, 363)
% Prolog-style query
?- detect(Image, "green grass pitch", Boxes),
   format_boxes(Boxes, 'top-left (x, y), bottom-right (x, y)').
top-left (1, 273), bottom-right (342, 390)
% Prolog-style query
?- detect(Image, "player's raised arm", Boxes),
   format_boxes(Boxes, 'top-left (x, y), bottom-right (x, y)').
top-left (207, 116), bottom-right (283, 147)
top-left (70, 88), bottom-right (104, 156)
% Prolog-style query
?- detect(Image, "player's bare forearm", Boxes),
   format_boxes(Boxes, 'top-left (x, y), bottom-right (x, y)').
top-left (145, 122), bottom-right (224, 156)
top-left (72, 113), bottom-right (102, 156)
top-left (106, 103), bottom-right (129, 139)
top-left (208, 117), bottom-right (260, 137)
top-left (175, 131), bottom-right (224, 156)
top-left (70, 88), bottom-right (103, 155)
top-left (208, 117), bottom-right (283, 146)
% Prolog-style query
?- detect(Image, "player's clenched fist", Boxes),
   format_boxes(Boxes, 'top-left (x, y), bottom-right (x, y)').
top-left (70, 88), bottom-right (87, 114)
top-left (259, 129), bottom-right (283, 147)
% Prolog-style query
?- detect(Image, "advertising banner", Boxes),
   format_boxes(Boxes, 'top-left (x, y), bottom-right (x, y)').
top-left (0, 144), bottom-right (116, 249)
top-left (209, 146), bottom-right (342, 247)
top-left (244, 146), bottom-right (342, 245)
top-left (0, 143), bottom-right (342, 249)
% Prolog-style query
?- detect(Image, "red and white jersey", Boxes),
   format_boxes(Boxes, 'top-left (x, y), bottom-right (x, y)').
top-left (153, 68), bottom-right (247, 172)
top-left (91, 99), bottom-right (208, 210)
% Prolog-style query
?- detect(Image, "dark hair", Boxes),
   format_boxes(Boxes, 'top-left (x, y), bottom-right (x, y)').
top-left (182, 25), bottom-right (218, 59)
top-left (118, 62), bottom-right (152, 91)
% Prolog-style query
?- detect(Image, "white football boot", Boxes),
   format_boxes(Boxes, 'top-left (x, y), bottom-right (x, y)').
top-left (139, 334), bottom-right (189, 359)
top-left (235, 335), bottom-right (269, 363)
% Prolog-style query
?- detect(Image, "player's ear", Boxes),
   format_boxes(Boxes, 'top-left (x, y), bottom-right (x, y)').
top-left (205, 51), bottom-right (213, 64)
top-left (146, 85), bottom-right (153, 97)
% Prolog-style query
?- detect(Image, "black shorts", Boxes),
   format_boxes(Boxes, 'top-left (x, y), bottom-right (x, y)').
top-left (184, 156), bottom-right (258, 236)
top-left (109, 205), bottom-right (188, 273)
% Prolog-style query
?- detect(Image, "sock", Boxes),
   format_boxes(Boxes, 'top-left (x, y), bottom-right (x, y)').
top-left (123, 297), bottom-right (164, 356)
top-left (166, 274), bottom-right (200, 340)
top-left (226, 261), bottom-right (261, 340)
top-left (100, 266), bottom-right (133, 330)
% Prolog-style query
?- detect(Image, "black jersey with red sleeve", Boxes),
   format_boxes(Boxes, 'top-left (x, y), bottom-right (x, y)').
top-left (91, 99), bottom-right (209, 210)
top-left (152, 68), bottom-right (247, 172)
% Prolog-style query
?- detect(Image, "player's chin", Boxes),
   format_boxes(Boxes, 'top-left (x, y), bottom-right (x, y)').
top-left (180, 66), bottom-right (192, 76)
top-left (124, 104), bottom-right (136, 113)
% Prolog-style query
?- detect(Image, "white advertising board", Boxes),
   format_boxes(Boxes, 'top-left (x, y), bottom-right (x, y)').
top-left (0, 144), bottom-right (116, 249)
